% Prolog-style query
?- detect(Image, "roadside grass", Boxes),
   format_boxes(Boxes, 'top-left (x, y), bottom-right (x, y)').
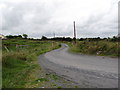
top-left (46, 73), bottom-right (59, 81)
top-left (68, 40), bottom-right (119, 57)
top-left (4, 39), bottom-right (118, 88)
top-left (2, 39), bottom-right (60, 88)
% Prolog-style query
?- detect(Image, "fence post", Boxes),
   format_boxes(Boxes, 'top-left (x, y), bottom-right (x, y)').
top-left (4, 46), bottom-right (9, 52)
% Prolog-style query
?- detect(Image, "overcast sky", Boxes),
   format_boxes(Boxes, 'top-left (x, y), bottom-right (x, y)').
top-left (0, 0), bottom-right (119, 38)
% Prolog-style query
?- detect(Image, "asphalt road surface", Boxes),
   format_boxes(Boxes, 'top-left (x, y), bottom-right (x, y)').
top-left (38, 44), bottom-right (118, 88)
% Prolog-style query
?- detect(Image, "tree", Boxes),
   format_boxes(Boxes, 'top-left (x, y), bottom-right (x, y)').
top-left (79, 38), bottom-right (84, 41)
top-left (23, 34), bottom-right (28, 39)
top-left (41, 36), bottom-right (47, 40)
top-left (6, 35), bottom-right (13, 39)
top-left (18, 35), bottom-right (22, 38)
top-left (6, 35), bottom-right (22, 39)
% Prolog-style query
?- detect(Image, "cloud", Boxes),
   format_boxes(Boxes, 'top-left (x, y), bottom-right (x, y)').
top-left (1, 0), bottom-right (119, 38)
top-left (76, 0), bottom-right (118, 38)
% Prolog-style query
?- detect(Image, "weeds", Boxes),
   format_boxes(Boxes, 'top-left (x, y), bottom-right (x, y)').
top-left (2, 39), bottom-right (60, 88)
top-left (69, 40), bottom-right (119, 57)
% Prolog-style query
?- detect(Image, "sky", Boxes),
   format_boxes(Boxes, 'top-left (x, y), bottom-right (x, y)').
top-left (0, 0), bottom-right (119, 38)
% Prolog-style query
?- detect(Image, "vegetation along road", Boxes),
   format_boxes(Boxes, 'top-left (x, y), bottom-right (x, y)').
top-left (39, 43), bottom-right (118, 88)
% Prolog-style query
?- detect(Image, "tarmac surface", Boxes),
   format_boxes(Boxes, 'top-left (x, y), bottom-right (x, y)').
top-left (38, 44), bottom-right (118, 88)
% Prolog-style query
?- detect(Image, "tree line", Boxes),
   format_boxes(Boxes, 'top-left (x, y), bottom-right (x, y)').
top-left (6, 34), bottom-right (28, 39)
top-left (5, 34), bottom-right (120, 42)
top-left (41, 36), bottom-right (120, 42)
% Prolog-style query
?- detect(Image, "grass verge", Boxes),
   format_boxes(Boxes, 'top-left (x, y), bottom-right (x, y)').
top-left (2, 39), bottom-right (60, 88)
top-left (67, 40), bottom-right (119, 57)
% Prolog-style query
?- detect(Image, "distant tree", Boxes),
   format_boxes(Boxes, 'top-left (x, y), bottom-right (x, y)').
top-left (18, 35), bottom-right (22, 38)
top-left (41, 36), bottom-right (47, 40)
top-left (6, 35), bottom-right (22, 39)
top-left (97, 37), bottom-right (100, 40)
top-left (6, 35), bottom-right (13, 39)
top-left (103, 38), bottom-right (107, 40)
top-left (107, 37), bottom-right (110, 41)
top-left (73, 37), bottom-right (76, 41)
top-left (23, 34), bottom-right (28, 39)
top-left (65, 37), bottom-right (72, 41)
top-left (110, 36), bottom-right (118, 42)
top-left (79, 38), bottom-right (84, 41)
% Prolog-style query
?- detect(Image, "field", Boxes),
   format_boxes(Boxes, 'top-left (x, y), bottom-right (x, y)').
top-left (2, 39), bottom-right (60, 88)
top-left (68, 40), bottom-right (119, 57)
top-left (2, 38), bottom-right (119, 88)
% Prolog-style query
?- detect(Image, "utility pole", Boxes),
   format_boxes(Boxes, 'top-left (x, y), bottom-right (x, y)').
top-left (73, 21), bottom-right (76, 44)
top-left (53, 32), bottom-right (55, 38)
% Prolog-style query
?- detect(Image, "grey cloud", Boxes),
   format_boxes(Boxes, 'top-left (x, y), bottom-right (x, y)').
top-left (2, 2), bottom-right (46, 29)
top-left (1, 0), bottom-right (118, 38)
top-left (76, 10), bottom-right (118, 38)
top-left (2, 1), bottom-right (63, 38)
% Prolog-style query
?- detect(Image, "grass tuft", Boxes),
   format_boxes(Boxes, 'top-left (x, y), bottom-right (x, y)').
top-left (2, 39), bottom-right (60, 88)
top-left (68, 41), bottom-right (119, 57)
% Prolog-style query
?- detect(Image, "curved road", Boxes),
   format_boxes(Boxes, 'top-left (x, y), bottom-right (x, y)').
top-left (38, 44), bottom-right (118, 88)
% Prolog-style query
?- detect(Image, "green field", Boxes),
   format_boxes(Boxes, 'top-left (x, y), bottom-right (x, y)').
top-left (2, 39), bottom-right (60, 88)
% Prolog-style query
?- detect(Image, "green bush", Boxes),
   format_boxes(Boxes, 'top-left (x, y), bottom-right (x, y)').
top-left (69, 41), bottom-right (119, 57)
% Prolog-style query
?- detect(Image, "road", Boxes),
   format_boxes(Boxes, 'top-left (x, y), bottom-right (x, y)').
top-left (38, 44), bottom-right (118, 88)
